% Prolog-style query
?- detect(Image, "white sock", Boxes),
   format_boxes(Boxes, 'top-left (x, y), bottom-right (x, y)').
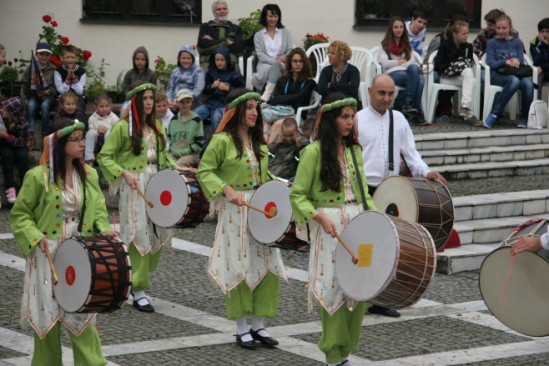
top-left (236, 317), bottom-right (252, 342)
top-left (251, 316), bottom-right (270, 337)
top-left (133, 290), bottom-right (146, 301)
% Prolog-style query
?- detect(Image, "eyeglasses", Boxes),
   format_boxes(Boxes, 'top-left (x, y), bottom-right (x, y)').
top-left (67, 137), bottom-right (86, 143)
top-left (291, 59), bottom-right (304, 63)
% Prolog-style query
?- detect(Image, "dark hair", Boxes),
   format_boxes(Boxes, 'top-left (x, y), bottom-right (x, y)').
top-left (283, 48), bottom-right (312, 82)
top-left (281, 117), bottom-right (298, 129)
top-left (484, 9), bottom-right (505, 24)
top-left (318, 92), bottom-right (358, 192)
top-left (50, 118), bottom-right (87, 187)
top-left (260, 4), bottom-right (284, 28)
top-left (538, 18), bottom-right (549, 32)
top-left (412, 9), bottom-right (428, 21)
top-left (128, 86), bottom-right (165, 155)
top-left (381, 17), bottom-right (412, 61)
top-left (222, 88), bottom-right (265, 160)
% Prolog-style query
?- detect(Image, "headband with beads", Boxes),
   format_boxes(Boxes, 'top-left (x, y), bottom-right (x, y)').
top-left (313, 97), bottom-right (357, 140)
top-left (215, 92), bottom-right (262, 134)
top-left (125, 83), bottom-right (157, 136)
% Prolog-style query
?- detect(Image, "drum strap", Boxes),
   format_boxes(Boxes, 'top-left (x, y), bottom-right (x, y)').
top-left (349, 145), bottom-right (369, 211)
top-left (77, 180), bottom-right (87, 233)
top-left (388, 108), bottom-right (394, 172)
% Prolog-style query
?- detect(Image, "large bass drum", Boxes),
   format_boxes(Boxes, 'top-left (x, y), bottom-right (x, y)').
top-left (479, 218), bottom-right (549, 337)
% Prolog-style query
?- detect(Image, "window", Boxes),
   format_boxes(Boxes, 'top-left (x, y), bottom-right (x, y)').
top-left (83, 0), bottom-right (202, 25)
top-left (355, 0), bottom-right (482, 29)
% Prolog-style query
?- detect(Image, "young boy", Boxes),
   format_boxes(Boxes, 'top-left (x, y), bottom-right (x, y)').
top-left (168, 89), bottom-right (205, 167)
top-left (54, 45), bottom-right (87, 114)
top-left (531, 18), bottom-right (549, 98)
top-left (121, 46), bottom-right (157, 95)
top-left (194, 46), bottom-right (244, 134)
top-left (268, 117), bottom-right (308, 180)
top-left (22, 41), bottom-right (57, 138)
top-left (155, 90), bottom-right (175, 135)
top-left (85, 94), bottom-right (119, 165)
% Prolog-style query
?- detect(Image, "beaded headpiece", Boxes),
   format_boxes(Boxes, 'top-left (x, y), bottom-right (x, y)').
top-left (313, 97), bottom-right (357, 140)
top-left (215, 92), bottom-right (262, 134)
top-left (123, 83), bottom-right (157, 136)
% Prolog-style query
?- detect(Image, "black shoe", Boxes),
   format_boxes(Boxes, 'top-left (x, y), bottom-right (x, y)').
top-left (402, 99), bottom-right (418, 114)
top-left (132, 298), bottom-right (155, 313)
top-left (235, 332), bottom-right (257, 350)
top-left (367, 305), bottom-right (400, 318)
top-left (250, 328), bottom-right (279, 347)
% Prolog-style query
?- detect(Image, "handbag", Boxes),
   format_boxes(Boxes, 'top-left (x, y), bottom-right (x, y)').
top-left (261, 104), bottom-right (295, 124)
top-left (443, 59), bottom-right (472, 77)
top-left (496, 64), bottom-right (533, 77)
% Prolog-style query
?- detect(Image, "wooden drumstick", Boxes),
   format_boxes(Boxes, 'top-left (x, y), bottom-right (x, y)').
top-left (44, 250), bottom-right (59, 286)
top-left (135, 186), bottom-right (154, 208)
top-left (242, 202), bottom-right (278, 217)
top-left (335, 233), bottom-right (359, 265)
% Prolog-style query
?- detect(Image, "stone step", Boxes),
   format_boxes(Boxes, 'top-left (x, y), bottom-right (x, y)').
top-left (437, 243), bottom-right (499, 275)
top-left (434, 158), bottom-right (549, 179)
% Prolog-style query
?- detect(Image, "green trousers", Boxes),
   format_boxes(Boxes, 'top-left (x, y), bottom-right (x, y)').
top-left (32, 321), bottom-right (106, 366)
top-left (225, 272), bottom-right (280, 320)
top-left (129, 244), bottom-right (162, 292)
top-left (318, 302), bottom-right (367, 364)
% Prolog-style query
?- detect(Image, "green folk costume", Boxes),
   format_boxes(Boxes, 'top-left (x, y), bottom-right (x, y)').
top-left (197, 132), bottom-right (287, 319)
top-left (97, 119), bottom-right (176, 292)
top-left (9, 165), bottom-right (110, 365)
top-left (290, 140), bottom-right (377, 364)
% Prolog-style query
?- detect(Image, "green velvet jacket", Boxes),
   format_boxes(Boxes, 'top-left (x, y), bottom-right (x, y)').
top-left (9, 165), bottom-right (112, 257)
top-left (290, 141), bottom-right (377, 226)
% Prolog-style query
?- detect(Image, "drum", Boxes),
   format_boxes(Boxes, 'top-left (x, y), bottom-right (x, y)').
top-left (53, 236), bottom-right (131, 313)
top-left (336, 211), bottom-right (436, 309)
top-left (248, 180), bottom-right (308, 250)
top-left (479, 218), bottom-right (549, 337)
top-left (145, 169), bottom-right (209, 228)
top-left (373, 176), bottom-right (454, 249)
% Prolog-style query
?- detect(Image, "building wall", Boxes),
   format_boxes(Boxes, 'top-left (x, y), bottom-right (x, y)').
top-left (1, 0), bottom-right (548, 85)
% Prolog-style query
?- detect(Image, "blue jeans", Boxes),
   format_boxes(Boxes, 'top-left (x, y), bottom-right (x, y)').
top-left (490, 72), bottom-right (534, 119)
top-left (27, 97), bottom-right (55, 135)
top-left (194, 104), bottom-right (224, 134)
top-left (389, 64), bottom-right (424, 110)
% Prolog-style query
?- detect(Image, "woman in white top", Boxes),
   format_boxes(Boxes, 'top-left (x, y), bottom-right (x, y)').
top-left (252, 4), bottom-right (293, 102)
top-left (379, 16), bottom-right (425, 124)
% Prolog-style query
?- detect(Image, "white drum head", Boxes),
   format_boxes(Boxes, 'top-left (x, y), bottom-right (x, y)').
top-left (336, 211), bottom-right (399, 301)
top-left (480, 247), bottom-right (549, 337)
top-left (373, 176), bottom-right (418, 222)
top-left (53, 238), bottom-right (92, 313)
top-left (248, 181), bottom-right (292, 244)
top-left (145, 170), bottom-right (189, 227)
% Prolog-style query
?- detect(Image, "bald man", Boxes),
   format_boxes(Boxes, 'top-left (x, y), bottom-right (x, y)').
top-left (356, 74), bottom-right (446, 318)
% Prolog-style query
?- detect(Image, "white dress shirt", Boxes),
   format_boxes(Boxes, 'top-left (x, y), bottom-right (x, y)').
top-left (356, 106), bottom-right (430, 187)
top-left (261, 28), bottom-right (282, 59)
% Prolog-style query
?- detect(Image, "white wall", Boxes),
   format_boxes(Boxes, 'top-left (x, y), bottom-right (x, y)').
top-left (1, 0), bottom-right (548, 85)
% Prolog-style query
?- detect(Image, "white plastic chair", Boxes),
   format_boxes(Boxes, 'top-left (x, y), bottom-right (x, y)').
top-left (296, 90), bottom-right (322, 127)
top-left (423, 50), bottom-right (481, 123)
top-left (245, 54), bottom-right (255, 90)
top-left (305, 43), bottom-right (331, 82)
top-left (481, 54), bottom-right (538, 121)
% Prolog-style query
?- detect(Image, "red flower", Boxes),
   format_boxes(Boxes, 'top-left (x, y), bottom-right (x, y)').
top-left (50, 21), bottom-right (58, 27)
top-left (155, 59), bottom-right (159, 64)
top-left (83, 50), bottom-right (92, 61)
top-left (50, 55), bottom-right (62, 67)
top-left (60, 36), bottom-right (70, 45)
top-left (42, 15), bottom-right (52, 23)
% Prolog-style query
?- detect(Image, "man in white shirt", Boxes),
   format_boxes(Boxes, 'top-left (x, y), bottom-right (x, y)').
top-left (510, 229), bottom-right (549, 254)
top-left (406, 10), bottom-right (428, 56)
top-left (356, 74), bottom-right (446, 317)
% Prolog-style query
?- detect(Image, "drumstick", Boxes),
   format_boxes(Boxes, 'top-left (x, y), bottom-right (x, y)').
top-left (44, 250), bottom-right (59, 286)
top-left (135, 186), bottom-right (154, 208)
top-left (335, 233), bottom-right (359, 265)
top-left (498, 254), bottom-right (516, 304)
top-left (242, 202), bottom-right (278, 217)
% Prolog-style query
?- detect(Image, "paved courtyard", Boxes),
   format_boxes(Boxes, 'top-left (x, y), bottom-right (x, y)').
top-left (2, 203), bottom-right (549, 366)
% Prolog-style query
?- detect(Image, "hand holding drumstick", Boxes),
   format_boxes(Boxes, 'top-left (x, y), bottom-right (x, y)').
top-left (315, 213), bottom-right (358, 264)
top-left (223, 186), bottom-right (277, 216)
top-left (39, 239), bottom-right (58, 285)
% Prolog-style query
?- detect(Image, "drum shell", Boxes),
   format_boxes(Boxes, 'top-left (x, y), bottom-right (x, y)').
top-left (479, 219), bottom-right (549, 337)
top-left (53, 237), bottom-right (132, 313)
top-left (373, 177), bottom-right (454, 249)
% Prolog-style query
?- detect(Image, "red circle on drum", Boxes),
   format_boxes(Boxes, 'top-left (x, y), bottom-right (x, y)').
top-left (65, 266), bottom-right (76, 286)
top-left (160, 190), bottom-right (172, 206)
top-left (264, 201), bottom-right (277, 219)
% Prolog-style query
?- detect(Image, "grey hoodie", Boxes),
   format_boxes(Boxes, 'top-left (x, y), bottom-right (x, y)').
top-left (121, 46), bottom-right (158, 94)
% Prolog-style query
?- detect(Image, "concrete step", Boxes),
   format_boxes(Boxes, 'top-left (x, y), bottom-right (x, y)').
top-left (437, 243), bottom-right (499, 275)
top-left (435, 158), bottom-right (549, 179)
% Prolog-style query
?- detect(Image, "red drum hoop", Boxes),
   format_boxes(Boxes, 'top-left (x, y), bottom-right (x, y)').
top-left (53, 236), bottom-right (131, 313)
top-left (336, 211), bottom-right (436, 309)
top-left (145, 169), bottom-right (209, 228)
top-left (373, 176), bottom-right (454, 249)
top-left (479, 219), bottom-right (549, 337)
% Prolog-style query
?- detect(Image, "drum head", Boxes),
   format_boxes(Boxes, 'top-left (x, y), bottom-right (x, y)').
top-left (480, 246), bottom-right (549, 337)
top-left (336, 211), bottom-right (399, 301)
top-left (53, 238), bottom-right (92, 313)
top-left (145, 170), bottom-right (189, 227)
top-left (248, 181), bottom-right (292, 244)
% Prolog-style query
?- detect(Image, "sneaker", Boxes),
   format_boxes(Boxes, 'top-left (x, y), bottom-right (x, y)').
top-left (6, 187), bottom-right (16, 204)
top-left (483, 114), bottom-right (497, 129)
top-left (459, 106), bottom-right (475, 120)
top-left (466, 116), bottom-right (484, 127)
top-left (402, 99), bottom-right (418, 114)
top-left (517, 118), bottom-right (528, 128)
